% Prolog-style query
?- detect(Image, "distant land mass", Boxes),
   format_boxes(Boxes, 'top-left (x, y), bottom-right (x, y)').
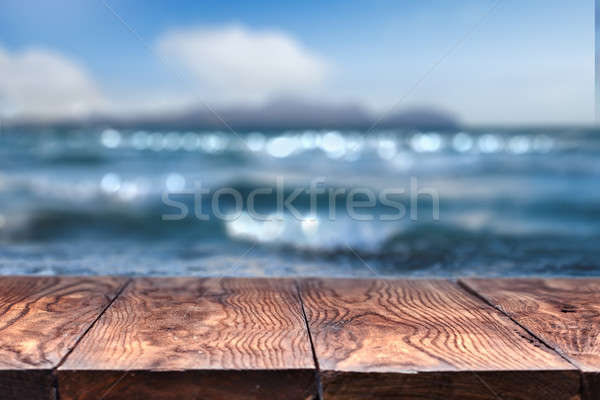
top-left (6, 97), bottom-right (459, 131)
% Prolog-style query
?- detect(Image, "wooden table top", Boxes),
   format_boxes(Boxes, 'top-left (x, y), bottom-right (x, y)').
top-left (0, 276), bottom-right (597, 400)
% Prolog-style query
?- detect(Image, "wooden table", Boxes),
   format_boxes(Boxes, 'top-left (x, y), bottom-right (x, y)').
top-left (0, 276), bottom-right (598, 400)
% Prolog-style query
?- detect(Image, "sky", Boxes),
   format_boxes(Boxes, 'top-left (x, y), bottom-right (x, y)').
top-left (0, 0), bottom-right (594, 125)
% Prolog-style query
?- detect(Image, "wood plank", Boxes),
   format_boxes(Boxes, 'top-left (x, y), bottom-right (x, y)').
top-left (461, 278), bottom-right (600, 400)
top-left (58, 277), bottom-right (317, 400)
top-left (298, 278), bottom-right (580, 400)
top-left (0, 276), bottom-right (127, 400)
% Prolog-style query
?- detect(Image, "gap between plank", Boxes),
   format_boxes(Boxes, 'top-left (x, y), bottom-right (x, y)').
top-left (51, 278), bottom-right (132, 400)
top-left (456, 279), bottom-right (584, 372)
top-left (455, 278), bottom-right (588, 400)
top-left (295, 279), bottom-right (323, 400)
top-left (456, 279), bottom-right (590, 399)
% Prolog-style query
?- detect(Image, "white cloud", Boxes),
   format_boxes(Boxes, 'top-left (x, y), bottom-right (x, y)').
top-left (157, 25), bottom-right (331, 103)
top-left (0, 46), bottom-right (105, 120)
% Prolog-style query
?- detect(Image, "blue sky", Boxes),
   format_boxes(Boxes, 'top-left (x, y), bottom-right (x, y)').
top-left (0, 0), bottom-right (593, 125)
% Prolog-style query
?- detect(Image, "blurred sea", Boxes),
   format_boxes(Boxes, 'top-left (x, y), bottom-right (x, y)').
top-left (1, 127), bottom-right (599, 277)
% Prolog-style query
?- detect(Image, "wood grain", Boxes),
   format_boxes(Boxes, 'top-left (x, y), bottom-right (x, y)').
top-left (299, 278), bottom-right (580, 400)
top-left (58, 277), bottom-right (317, 400)
top-left (461, 278), bottom-right (600, 400)
top-left (0, 276), bottom-right (127, 400)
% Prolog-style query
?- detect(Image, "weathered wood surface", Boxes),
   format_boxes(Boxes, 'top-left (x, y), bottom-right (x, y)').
top-left (0, 276), bottom-right (127, 400)
top-left (58, 277), bottom-right (317, 400)
top-left (461, 278), bottom-right (600, 400)
top-left (298, 278), bottom-right (580, 400)
top-left (2, 276), bottom-right (599, 399)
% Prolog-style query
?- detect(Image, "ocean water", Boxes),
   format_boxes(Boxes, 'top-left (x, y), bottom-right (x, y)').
top-left (1, 127), bottom-right (599, 277)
